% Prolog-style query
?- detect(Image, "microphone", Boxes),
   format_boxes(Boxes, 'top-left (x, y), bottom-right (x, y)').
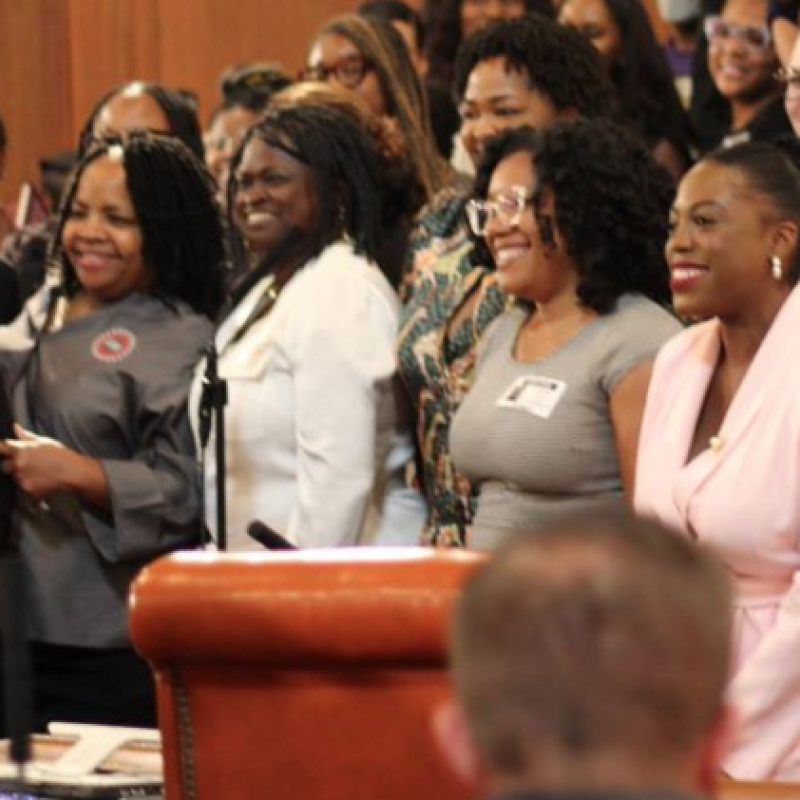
top-left (247, 521), bottom-right (297, 551)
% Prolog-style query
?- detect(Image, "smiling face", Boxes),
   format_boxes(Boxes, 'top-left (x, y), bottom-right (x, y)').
top-left (62, 155), bottom-right (150, 305)
top-left (484, 150), bottom-right (575, 304)
top-left (460, 57), bottom-right (561, 168)
top-left (558, 0), bottom-right (622, 62)
top-left (666, 160), bottom-right (793, 321)
top-left (707, 0), bottom-right (777, 107)
top-left (232, 136), bottom-right (319, 260)
top-left (308, 33), bottom-right (387, 118)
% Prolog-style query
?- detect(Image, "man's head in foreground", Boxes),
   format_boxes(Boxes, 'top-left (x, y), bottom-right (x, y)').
top-left (437, 515), bottom-right (733, 797)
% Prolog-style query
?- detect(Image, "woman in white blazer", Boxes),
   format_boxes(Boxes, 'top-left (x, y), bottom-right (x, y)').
top-left (190, 104), bottom-right (425, 549)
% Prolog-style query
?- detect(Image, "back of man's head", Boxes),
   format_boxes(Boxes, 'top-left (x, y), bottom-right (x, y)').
top-left (446, 515), bottom-right (732, 794)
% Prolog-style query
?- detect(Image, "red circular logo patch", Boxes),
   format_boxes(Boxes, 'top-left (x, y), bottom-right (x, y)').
top-left (91, 328), bottom-right (137, 363)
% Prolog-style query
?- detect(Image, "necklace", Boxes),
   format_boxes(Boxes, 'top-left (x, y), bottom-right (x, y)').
top-left (708, 434), bottom-right (725, 453)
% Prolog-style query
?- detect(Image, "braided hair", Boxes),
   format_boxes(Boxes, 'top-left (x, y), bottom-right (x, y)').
top-left (52, 131), bottom-right (225, 318)
top-left (272, 82), bottom-right (425, 227)
top-left (226, 104), bottom-right (385, 305)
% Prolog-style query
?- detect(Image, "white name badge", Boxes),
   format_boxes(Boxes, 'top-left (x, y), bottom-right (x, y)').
top-left (497, 375), bottom-right (567, 419)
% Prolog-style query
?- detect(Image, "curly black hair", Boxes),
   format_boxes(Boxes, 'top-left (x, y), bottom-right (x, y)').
top-left (454, 16), bottom-right (616, 117)
top-left (423, 0), bottom-right (554, 88)
top-left (227, 104), bottom-right (384, 298)
top-left (79, 82), bottom-right (205, 161)
top-left (52, 131), bottom-right (225, 318)
top-left (704, 139), bottom-right (800, 283)
top-left (473, 121), bottom-right (673, 312)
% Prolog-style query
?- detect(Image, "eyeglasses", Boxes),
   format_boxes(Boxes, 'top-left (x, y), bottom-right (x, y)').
top-left (704, 15), bottom-right (773, 53)
top-left (466, 185), bottom-right (533, 236)
top-left (301, 55), bottom-right (373, 90)
top-left (775, 67), bottom-right (800, 99)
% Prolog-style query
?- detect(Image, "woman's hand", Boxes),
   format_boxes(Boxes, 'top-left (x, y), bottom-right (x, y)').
top-left (0, 424), bottom-right (72, 500)
top-left (0, 425), bottom-right (110, 508)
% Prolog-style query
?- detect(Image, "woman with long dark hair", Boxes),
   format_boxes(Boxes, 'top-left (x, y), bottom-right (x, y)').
top-left (192, 105), bottom-right (425, 549)
top-left (558, 0), bottom-right (693, 179)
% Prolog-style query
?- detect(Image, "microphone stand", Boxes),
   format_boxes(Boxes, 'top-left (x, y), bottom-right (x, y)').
top-left (1, 549), bottom-right (33, 781)
top-left (200, 342), bottom-right (228, 551)
top-left (0, 385), bottom-right (32, 784)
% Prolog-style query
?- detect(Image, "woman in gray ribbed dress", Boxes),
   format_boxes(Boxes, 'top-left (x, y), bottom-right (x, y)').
top-left (450, 120), bottom-right (682, 548)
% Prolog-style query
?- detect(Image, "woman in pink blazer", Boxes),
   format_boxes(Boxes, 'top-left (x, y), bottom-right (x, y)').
top-left (636, 141), bottom-right (800, 780)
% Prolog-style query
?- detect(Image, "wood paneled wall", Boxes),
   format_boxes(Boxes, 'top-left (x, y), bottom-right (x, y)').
top-left (0, 0), bottom-right (360, 204)
top-left (0, 0), bottom-right (666, 206)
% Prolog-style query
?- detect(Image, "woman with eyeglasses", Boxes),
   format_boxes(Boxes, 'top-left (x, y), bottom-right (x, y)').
top-left (306, 14), bottom-right (450, 204)
top-left (635, 140), bottom-right (800, 779)
top-left (448, 120), bottom-right (679, 549)
top-left (398, 17), bottom-right (616, 547)
top-left (705, 0), bottom-right (792, 148)
top-left (558, 0), bottom-right (693, 181)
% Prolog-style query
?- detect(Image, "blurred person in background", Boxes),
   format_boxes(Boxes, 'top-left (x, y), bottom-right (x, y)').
top-left (558, 0), bottom-right (693, 180)
top-left (703, 0), bottom-right (792, 149)
top-left (422, 0), bottom-right (555, 174)
top-left (307, 14), bottom-right (451, 202)
top-left (357, 0), bottom-right (462, 160)
top-left (658, 0), bottom-right (703, 104)
top-left (0, 110), bottom-right (20, 323)
top-left (205, 63), bottom-right (292, 208)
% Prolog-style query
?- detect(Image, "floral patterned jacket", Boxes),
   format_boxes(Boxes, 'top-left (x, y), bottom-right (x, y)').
top-left (398, 187), bottom-right (504, 547)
